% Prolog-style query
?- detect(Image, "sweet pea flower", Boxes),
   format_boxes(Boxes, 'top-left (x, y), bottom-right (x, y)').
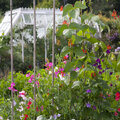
top-left (41, 105), bottom-right (44, 111)
top-left (26, 73), bottom-right (30, 77)
top-left (115, 92), bottom-right (120, 101)
top-left (114, 112), bottom-right (118, 116)
top-left (0, 116), bottom-right (3, 120)
top-left (8, 82), bottom-right (17, 92)
top-left (106, 49), bottom-right (110, 54)
top-left (86, 89), bottom-right (91, 93)
top-left (24, 114), bottom-right (28, 120)
top-left (86, 103), bottom-right (91, 108)
top-left (18, 91), bottom-right (27, 100)
top-left (118, 108), bottom-right (120, 112)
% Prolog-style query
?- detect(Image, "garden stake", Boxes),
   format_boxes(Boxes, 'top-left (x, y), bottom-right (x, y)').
top-left (52, 0), bottom-right (55, 116)
top-left (33, 0), bottom-right (36, 118)
top-left (10, 0), bottom-right (14, 119)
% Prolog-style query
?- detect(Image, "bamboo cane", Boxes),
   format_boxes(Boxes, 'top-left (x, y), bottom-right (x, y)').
top-left (52, 0), bottom-right (55, 116)
top-left (33, 0), bottom-right (36, 117)
top-left (10, 0), bottom-right (14, 119)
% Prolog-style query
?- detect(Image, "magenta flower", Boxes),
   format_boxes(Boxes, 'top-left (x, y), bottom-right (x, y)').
top-left (8, 82), bottom-right (17, 92)
top-left (35, 81), bottom-right (39, 87)
top-left (30, 75), bottom-right (34, 80)
top-left (26, 73), bottom-right (30, 77)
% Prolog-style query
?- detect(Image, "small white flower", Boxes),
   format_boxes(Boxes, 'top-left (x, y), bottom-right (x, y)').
top-left (0, 116), bottom-right (3, 120)
top-left (49, 71), bottom-right (52, 75)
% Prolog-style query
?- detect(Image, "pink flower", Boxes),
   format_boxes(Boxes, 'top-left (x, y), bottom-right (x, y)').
top-left (28, 80), bottom-right (32, 83)
top-left (35, 81), bottom-right (39, 87)
top-left (114, 112), bottom-right (118, 116)
top-left (115, 92), bottom-right (120, 101)
top-left (63, 61), bottom-right (67, 64)
top-left (18, 91), bottom-right (27, 100)
top-left (45, 62), bottom-right (53, 69)
top-left (8, 82), bottom-right (17, 92)
top-left (30, 75), bottom-right (34, 81)
top-left (118, 108), bottom-right (120, 112)
top-left (26, 73), bottom-right (30, 77)
top-left (41, 105), bottom-right (44, 111)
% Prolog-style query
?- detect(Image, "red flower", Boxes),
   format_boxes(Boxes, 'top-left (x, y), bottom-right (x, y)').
top-left (82, 49), bottom-right (87, 53)
top-left (118, 108), bottom-right (120, 112)
top-left (91, 72), bottom-right (96, 78)
top-left (27, 101), bottom-right (32, 106)
top-left (115, 92), bottom-right (120, 101)
top-left (114, 112), bottom-right (118, 116)
top-left (63, 20), bottom-right (69, 26)
top-left (60, 6), bottom-right (63, 11)
top-left (107, 45), bottom-right (111, 50)
top-left (24, 114), bottom-right (28, 120)
top-left (27, 105), bottom-right (30, 109)
top-left (36, 106), bottom-right (40, 112)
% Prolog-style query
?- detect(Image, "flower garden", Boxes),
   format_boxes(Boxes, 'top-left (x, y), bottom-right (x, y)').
top-left (0, 0), bottom-right (120, 120)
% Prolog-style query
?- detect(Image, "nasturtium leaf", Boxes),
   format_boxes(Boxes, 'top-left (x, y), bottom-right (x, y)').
top-left (63, 4), bottom-right (73, 16)
top-left (72, 81), bottom-right (80, 88)
top-left (74, 1), bottom-right (87, 10)
top-left (70, 71), bottom-right (78, 80)
top-left (86, 37), bottom-right (99, 43)
top-left (69, 8), bottom-right (80, 18)
top-left (56, 24), bottom-right (68, 36)
top-left (64, 61), bottom-right (74, 72)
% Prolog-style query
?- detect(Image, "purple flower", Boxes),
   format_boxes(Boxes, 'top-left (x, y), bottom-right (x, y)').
top-left (41, 105), bottom-right (44, 111)
top-left (53, 114), bottom-right (57, 120)
top-left (99, 71), bottom-right (102, 74)
top-left (93, 105), bottom-right (96, 110)
top-left (93, 63), bottom-right (97, 67)
top-left (98, 65), bottom-right (102, 70)
top-left (102, 59), bottom-right (104, 62)
top-left (109, 72), bottom-right (113, 75)
top-left (86, 89), bottom-right (91, 93)
top-left (96, 59), bottom-right (100, 64)
top-left (57, 114), bottom-right (61, 117)
top-left (102, 70), bottom-right (105, 73)
top-left (110, 83), bottom-right (113, 86)
top-left (106, 49), bottom-right (110, 54)
top-left (86, 103), bottom-right (91, 108)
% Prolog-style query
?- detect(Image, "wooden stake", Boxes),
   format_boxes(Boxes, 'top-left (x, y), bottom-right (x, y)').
top-left (10, 0), bottom-right (14, 119)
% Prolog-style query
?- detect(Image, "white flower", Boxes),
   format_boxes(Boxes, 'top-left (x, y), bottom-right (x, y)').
top-left (20, 114), bottom-right (24, 120)
top-left (0, 116), bottom-right (3, 120)
top-left (49, 71), bottom-right (52, 75)
top-left (59, 74), bottom-right (65, 80)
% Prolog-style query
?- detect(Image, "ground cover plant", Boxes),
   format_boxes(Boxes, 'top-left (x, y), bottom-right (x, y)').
top-left (0, 1), bottom-right (120, 120)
